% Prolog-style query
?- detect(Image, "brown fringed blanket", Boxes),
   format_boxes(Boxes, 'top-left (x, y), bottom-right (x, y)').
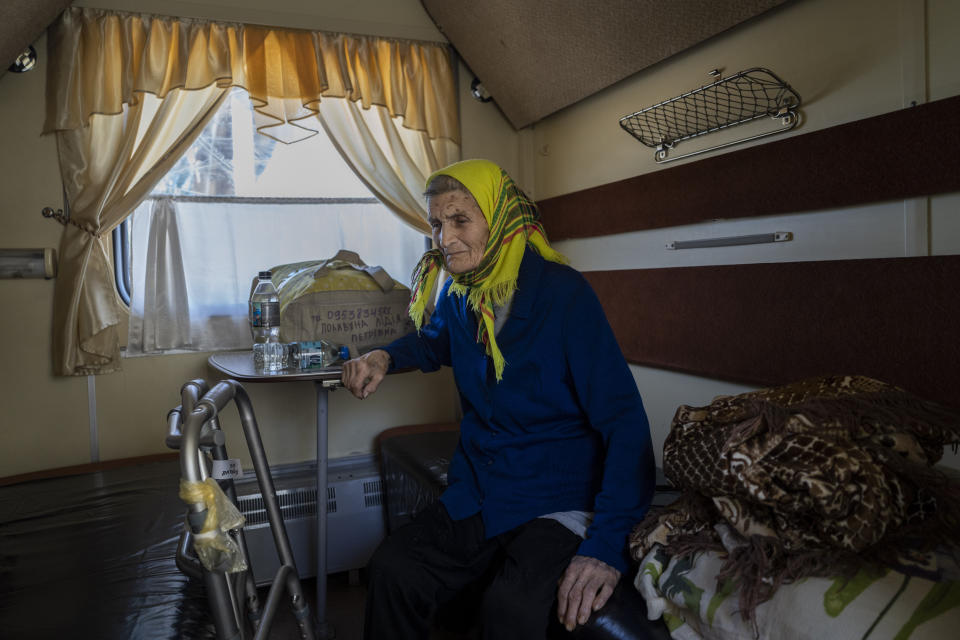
top-left (630, 375), bottom-right (960, 619)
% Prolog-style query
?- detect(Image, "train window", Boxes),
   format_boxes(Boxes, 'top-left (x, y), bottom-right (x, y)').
top-left (116, 89), bottom-right (427, 356)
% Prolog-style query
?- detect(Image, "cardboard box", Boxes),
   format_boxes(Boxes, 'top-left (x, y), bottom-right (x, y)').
top-left (268, 251), bottom-right (415, 356)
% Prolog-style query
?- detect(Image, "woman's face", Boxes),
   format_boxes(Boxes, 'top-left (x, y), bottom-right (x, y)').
top-left (428, 190), bottom-right (490, 274)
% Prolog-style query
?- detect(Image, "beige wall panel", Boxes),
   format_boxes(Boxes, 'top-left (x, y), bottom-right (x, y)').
top-left (0, 39), bottom-right (61, 247)
top-left (0, 33), bottom-right (91, 477)
top-left (0, 280), bottom-right (90, 476)
top-left (929, 0), bottom-right (960, 101)
top-left (322, 369), bottom-right (460, 460)
top-left (458, 61), bottom-right (527, 190)
top-left (95, 352), bottom-right (215, 461)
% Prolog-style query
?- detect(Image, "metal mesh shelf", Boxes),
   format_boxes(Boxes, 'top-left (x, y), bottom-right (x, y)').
top-left (620, 67), bottom-right (801, 163)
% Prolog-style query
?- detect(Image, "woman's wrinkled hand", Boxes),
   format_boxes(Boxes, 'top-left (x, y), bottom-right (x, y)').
top-left (341, 349), bottom-right (391, 399)
top-left (556, 555), bottom-right (621, 632)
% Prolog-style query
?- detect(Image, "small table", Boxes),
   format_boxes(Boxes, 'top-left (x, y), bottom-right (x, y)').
top-left (208, 350), bottom-right (342, 639)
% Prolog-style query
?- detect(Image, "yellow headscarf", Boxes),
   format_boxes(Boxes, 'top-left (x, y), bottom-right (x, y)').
top-left (408, 159), bottom-right (566, 381)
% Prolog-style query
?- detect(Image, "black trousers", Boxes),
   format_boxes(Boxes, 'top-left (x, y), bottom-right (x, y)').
top-left (364, 502), bottom-right (582, 640)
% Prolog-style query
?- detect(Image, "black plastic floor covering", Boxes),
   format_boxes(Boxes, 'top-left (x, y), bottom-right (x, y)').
top-left (0, 459), bottom-right (218, 639)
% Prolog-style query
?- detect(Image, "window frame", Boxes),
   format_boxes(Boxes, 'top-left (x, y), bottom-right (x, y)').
top-left (113, 218), bottom-right (132, 306)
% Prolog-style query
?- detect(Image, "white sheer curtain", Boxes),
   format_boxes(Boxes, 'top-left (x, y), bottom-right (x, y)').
top-left (126, 200), bottom-right (425, 355)
top-left (126, 197), bottom-right (191, 354)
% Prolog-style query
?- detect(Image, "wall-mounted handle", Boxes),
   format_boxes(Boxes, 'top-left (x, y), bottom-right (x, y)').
top-left (0, 248), bottom-right (57, 278)
top-left (666, 231), bottom-right (792, 250)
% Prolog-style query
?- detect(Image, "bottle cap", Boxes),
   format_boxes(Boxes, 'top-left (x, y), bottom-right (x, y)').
top-left (258, 270), bottom-right (272, 279)
top-left (339, 346), bottom-right (351, 361)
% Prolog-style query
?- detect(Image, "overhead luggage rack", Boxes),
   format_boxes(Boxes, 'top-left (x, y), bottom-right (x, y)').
top-left (619, 67), bottom-right (801, 163)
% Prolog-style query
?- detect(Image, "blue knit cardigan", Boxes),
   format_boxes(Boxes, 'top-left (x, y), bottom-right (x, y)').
top-left (383, 248), bottom-right (655, 572)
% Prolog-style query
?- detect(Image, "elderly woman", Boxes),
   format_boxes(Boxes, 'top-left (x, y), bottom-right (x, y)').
top-left (343, 159), bottom-right (654, 639)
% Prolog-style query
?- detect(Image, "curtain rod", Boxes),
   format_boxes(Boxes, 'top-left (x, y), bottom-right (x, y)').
top-left (143, 195), bottom-right (380, 205)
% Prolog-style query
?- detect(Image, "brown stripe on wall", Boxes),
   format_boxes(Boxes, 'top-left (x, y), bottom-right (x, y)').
top-left (584, 256), bottom-right (960, 409)
top-left (540, 94), bottom-right (960, 240)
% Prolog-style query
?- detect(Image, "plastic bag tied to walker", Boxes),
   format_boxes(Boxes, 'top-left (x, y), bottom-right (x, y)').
top-left (179, 477), bottom-right (248, 573)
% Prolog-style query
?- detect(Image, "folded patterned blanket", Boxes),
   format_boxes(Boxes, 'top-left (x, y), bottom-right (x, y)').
top-left (630, 375), bottom-right (960, 618)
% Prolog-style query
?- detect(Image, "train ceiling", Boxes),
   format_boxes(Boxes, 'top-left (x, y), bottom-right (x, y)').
top-left (420, 0), bottom-right (793, 129)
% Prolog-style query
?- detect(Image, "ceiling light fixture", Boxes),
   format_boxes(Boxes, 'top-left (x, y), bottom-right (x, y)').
top-left (470, 77), bottom-right (492, 102)
top-left (8, 45), bottom-right (38, 73)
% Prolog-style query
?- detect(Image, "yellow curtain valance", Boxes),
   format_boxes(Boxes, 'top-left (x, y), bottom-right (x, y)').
top-left (43, 7), bottom-right (459, 144)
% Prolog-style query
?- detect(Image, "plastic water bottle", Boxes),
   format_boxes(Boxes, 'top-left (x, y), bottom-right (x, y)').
top-left (249, 271), bottom-right (282, 371)
top-left (288, 340), bottom-right (351, 369)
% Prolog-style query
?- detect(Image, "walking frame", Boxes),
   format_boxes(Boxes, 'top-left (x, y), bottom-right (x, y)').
top-left (166, 378), bottom-right (317, 640)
